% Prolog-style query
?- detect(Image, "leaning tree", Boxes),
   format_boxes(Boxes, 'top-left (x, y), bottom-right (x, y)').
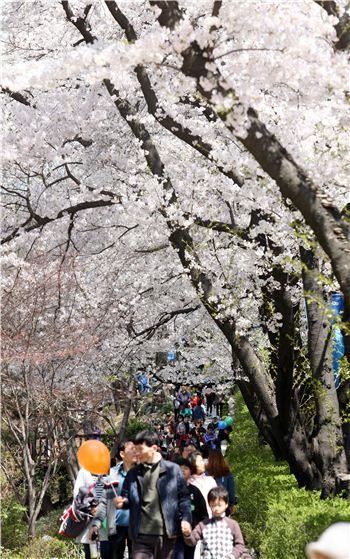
top-left (1, 0), bottom-right (349, 496)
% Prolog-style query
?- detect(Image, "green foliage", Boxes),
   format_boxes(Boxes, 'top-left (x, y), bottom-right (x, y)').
top-left (260, 489), bottom-right (350, 559)
top-left (1, 538), bottom-right (84, 559)
top-left (101, 427), bottom-right (117, 448)
top-left (1, 505), bottom-right (84, 558)
top-left (46, 465), bottom-right (72, 506)
top-left (227, 393), bottom-right (350, 558)
top-left (35, 508), bottom-right (63, 539)
top-left (0, 499), bottom-right (27, 550)
top-left (158, 399), bottom-right (174, 416)
top-left (125, 418), bottom-right (152, 439)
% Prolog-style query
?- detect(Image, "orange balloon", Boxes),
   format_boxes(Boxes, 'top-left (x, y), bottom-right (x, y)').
top-left (77, 440), bottom-right (110, 475)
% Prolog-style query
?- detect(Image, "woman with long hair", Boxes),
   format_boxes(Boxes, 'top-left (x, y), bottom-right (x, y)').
top-left (187, 451), bottom-right (217, 517)
top-left (205, 448), bottom-right (236, 514)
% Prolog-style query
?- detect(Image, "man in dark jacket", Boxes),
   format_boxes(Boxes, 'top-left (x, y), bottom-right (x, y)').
top-left (115, 430), bottom-right (192, 559)
top-left (191, 401), bottom-right (205, 423)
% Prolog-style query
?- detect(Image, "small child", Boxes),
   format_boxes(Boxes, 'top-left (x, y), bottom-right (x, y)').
top-left (203, 425), bottom-right (218, 449)
top-left (182, 486), bottom-right (247, 559)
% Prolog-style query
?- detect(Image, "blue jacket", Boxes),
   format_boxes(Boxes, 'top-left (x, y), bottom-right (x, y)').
top-left (192, 405), bottom-right (205, 422)
top-left (215, 473), bottom-right (236, 506)
top-left (111, 463), bottom-right (129, 527)
top-left (121, 458), bottom-right (192, 540)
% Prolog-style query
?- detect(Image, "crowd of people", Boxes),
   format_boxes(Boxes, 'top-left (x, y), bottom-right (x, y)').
top-left (70, 385), bottom-right (350, 559)
top-left (72, 385), bottom-right (241, 559)
top-left (74, 430), bottom-right (243, 559)
top-left (153, 385), bottom-right (235, 460)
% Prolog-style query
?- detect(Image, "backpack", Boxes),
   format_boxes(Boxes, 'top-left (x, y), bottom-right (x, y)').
top-left (59, 485), bottom-right (98, 538)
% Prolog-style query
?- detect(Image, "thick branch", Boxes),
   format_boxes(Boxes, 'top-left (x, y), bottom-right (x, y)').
top-left (127, 304), bottom-right (200, 340)
top-left (1, 198), bottom-right (117, 244)
top-left (315, 0), bottom-right (350, 50)
top-left (105, 1), bottom-right (243, 186)
top-left (61, 1), bottom-right (96, 43)
top-left (152, 0), bottom-right (350, 315)
top-left (1, 87), bottom-right (35, 107)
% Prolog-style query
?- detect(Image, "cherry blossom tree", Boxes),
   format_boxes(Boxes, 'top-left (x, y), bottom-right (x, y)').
top-left (1, 0), bottom-right (349, 497)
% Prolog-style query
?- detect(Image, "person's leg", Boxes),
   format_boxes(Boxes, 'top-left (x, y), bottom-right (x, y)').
top-left (109, 527), bottom-right (128, 559)
top-left (154, 535), bottom-right (176, 559)
top-left (83, 543), bottom-right (91, 559)
top-left (173, 536), bottom-right (184, 559)
top-left (184, 544), bottom-right (195, 559)
top-left (99, 540), bottom-right (110, 559)
top-left (127, 536), bottom-right (132, 558)
top-left (132, 534), bottom-right (156, 559)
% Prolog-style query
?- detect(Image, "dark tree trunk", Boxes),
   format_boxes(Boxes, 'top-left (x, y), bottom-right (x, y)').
top-left (237, 378), bottom-right (283, 460)
top-left (301, 247), bottom-right (349, 496)
top-left (117, 377), bottom-right (135, 442)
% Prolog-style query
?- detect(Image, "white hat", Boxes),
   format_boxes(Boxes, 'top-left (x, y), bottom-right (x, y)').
top-left (305, 522), bottom-right (350, 559)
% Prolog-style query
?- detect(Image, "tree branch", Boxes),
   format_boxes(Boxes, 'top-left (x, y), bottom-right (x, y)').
top-left (1, 87), bottom-right (35, 107)
top-left (105, 1), bottom-right (243, 186)
top-left (151, 0), bottom-right (350, 316)
top-left (1, 198), bottom-right (118, 244)
top-left (127, 304), bottom-right (200, 340)
top-left (61, 1), bottom-right (96, 43)
top-left (315, 0), bottom-right (350, 50)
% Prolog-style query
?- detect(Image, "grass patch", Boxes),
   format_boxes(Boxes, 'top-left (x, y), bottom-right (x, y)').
top-left (227, 393), bottom-right (350, 558)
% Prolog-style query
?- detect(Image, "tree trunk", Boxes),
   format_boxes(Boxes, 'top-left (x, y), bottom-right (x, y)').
top-left (237, 378), bottom-right (283, 460)
top-left (301, 247), bottom-right (349, 496)
top-left (117, 377), bottom-right (135, 442)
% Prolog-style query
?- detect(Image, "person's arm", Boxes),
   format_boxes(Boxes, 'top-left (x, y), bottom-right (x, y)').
top-left (73, 468), bottom-right (91, 497)
top-left (226, 518), bottom-right (245, 558)
top-left (114, 470), bottom-right (131, 509)
top-left (191, 485), bottom-right (208, 524)
top-left (182, 520), bottom-right (204, 546)
top-left (226, 473), bottom-right (236, 507)
top-left (90, 490), bottom-right (107, 531)
top-left (176, 467), bottom-right (192, 524)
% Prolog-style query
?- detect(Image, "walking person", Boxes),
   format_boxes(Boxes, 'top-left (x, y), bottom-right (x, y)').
top-left (115, 430), bottom-right (192, 559)
top-left (181, 442), bottom-right (198, 460)
top-left (202, 426), bottom-right (218, 451)
top-left (177, 414), bottom-right (191, 448)
top-left (182, 486), bottom-right (247, 558)
top-left (108, 440), bottom-right (137, 558)
top-left (191, 400), bottom-right (205, 424)
top-left (215, 393), bottom-right (225, 418)
top-left (74, 467), bottom-right (110, 559)
top-left (178, 386), bottom-right (192, 408)
top-left (187, 451), bottom-right (217, 517)
top-left (206, 448), bottom-right (237, 514)
top-left (173, 457), bottom-right (209, 559)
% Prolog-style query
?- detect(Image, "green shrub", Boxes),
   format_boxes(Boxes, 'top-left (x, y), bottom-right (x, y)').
top-left (125, 418), bottom-right (152, 439)
top-left (0, 499), bottom-right (27, 550)
top-left (23, 537), bottom-right (82, 559)
top-left (46, 465), bottom-right (73, 506)
top-left (227, 393), bottom-right (350, 558)
top-left (159, 399), bottom-right (174, 416)
top-left (101, 428), bottom-right (116, 449)
top-left (1, 538), bottom-right (84, 559)
top-left (35, 508), bottom-right (63, 539)
top-left (261, 488), bottom-right (350, 559)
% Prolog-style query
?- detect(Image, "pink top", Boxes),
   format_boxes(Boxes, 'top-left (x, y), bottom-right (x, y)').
top-left (188, 473), bottom-right (217, 516)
